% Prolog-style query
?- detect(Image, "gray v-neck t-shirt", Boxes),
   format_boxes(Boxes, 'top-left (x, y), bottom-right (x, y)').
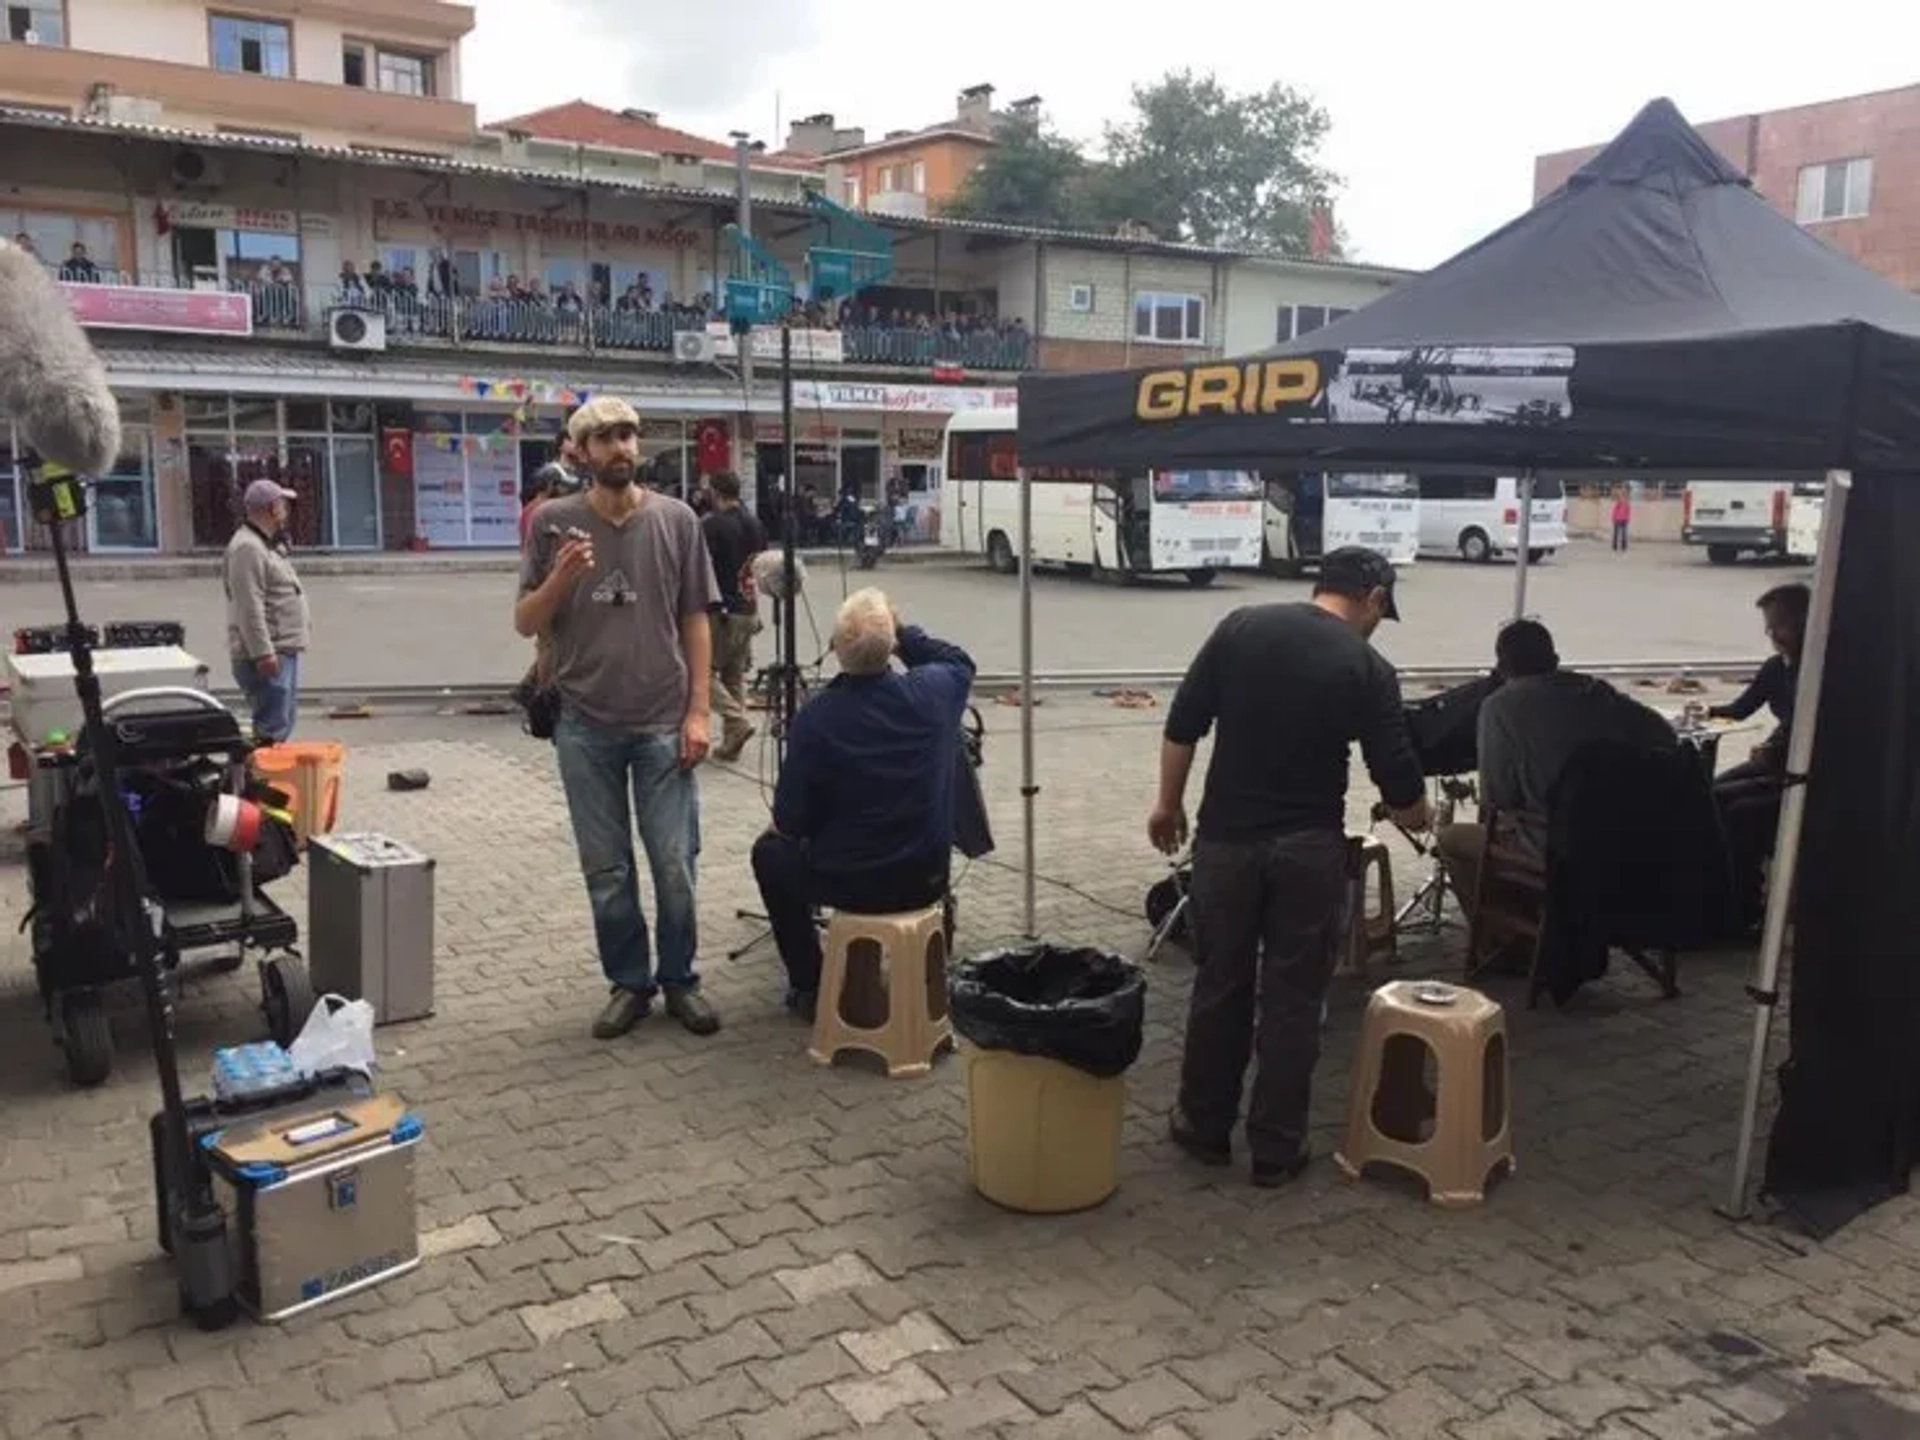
top-left (519, 491), bottom-right (720, 733)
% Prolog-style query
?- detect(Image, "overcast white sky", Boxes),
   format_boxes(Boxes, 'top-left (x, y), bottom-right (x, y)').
top-left (465, 0), bottom-right (1916, 271)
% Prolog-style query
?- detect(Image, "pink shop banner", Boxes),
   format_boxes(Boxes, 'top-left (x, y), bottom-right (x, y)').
top-left (63, 284), bottom-right (254, 337)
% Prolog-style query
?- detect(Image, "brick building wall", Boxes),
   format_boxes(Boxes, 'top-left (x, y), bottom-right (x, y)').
top-left (1534, 85), bottom-right (1920, 292)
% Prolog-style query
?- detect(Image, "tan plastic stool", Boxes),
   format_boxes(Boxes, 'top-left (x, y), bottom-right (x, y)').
top-left (1339, 835), bottom-right (1398, 977)
top-left (1335, 980), bottom-right (1513, 1207)
top-left (810, 906), bottom-right (952, 1077)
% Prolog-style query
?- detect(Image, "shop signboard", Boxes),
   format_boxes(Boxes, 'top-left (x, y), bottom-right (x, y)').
top-left (63, 284), bottom-right (254, 337)
top-left (706, 325), bottom-right (844, 365)
top-left (790, 381), bottom-right (1018, 415)
top-left (160, 202), bottom-right (300, 235)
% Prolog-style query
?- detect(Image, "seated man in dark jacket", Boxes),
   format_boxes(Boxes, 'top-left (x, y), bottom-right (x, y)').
top-left (751, 588), bottom-right (975, 1018)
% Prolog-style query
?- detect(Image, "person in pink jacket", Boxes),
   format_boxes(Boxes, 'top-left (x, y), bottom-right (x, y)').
top-left (1610, 486), bottom-right (1632, 552)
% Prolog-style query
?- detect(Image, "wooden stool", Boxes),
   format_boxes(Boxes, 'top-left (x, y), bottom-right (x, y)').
top-left (1339, 835), bottom-right (1398, 978)
top-left (1335, 980), bottom-right (1513, 1207)
top-left (810, 905), bottom-right (952, 1077)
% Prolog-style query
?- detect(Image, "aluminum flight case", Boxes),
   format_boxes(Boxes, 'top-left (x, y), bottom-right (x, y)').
top-left (308, 833), bottom-right (436, 1024)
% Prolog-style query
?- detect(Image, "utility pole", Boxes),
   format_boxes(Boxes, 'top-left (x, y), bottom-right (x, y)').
top-left (730, 133), bottom-right (757, 514)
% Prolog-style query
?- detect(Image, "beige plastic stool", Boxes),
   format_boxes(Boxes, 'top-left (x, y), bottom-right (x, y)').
top-left (1335, 980), bottom-right (1513, 1207)
top-left (1339, 835), bottom-right (1398, 977)
top-left (810, 906), bottom-right (952, 1077)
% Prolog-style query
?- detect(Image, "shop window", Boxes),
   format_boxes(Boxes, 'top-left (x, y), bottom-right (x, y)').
top-left (0, 423), bottom-right (19, 553)
top-left (284, 398), bottom-right (329, 433)
top-left (211, 14), bottom-right (292, 78)
top-left (91, 431), bottom-right (158, 552)
top-left (225, 231), bottom-right (301, 288)
top-left (4, 210), bottom-right (119, 278)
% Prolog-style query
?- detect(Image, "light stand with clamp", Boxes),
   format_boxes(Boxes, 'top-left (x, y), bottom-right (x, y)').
top-left (25, 460), bottom-right (238, 1330)
top-left (1388, 775), bottom-right (1479, 934)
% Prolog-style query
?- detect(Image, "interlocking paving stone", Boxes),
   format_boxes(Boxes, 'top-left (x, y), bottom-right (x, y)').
top-left (0, 710), bottom-right (1916, 1437)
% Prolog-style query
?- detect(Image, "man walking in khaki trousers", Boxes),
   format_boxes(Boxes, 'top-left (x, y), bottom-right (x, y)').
top-left (701, 472), bottom-right (766, 761)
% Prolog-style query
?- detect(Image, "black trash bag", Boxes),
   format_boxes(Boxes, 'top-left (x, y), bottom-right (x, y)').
top-left (948, 944), bottom-right (1146, 1079)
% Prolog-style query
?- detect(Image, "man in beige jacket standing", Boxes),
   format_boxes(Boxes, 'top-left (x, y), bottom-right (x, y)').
top-left (224, 478), bottom-right (311, 743)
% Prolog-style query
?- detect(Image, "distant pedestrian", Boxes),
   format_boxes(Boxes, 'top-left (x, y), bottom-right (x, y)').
top-left (224, 479), bottom-right (309, 744)
top-left (1610, 487), bottom-right (1632, 552)
top-left (701, 471), bottom-right (766, 761)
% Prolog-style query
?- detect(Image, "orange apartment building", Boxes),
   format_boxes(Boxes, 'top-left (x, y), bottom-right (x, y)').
top-left (1536, 83), bottom-right (1920, 292)
top-left (781, 83), bottom-right (1033, 218)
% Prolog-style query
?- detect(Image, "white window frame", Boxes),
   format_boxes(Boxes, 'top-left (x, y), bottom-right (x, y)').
top-left (911, 160), bottom-right (926, 194)
top-left (6, 2), bottom-right (65, 45)
top-left (844, 175), bottom-right (862, 208)
top-left (1067, 282), bottom-right (1095, 314)
top-left (1796, 157), bottom-right (1872, 224)
top-left (211, 14), bottom-right (293, 78)
top-left (1132, 290), bottom-right (1206, 345)
top-left (1278, 303), bottom-right (1354, 342)
top-left (376, 47), bottom-right (434, 97)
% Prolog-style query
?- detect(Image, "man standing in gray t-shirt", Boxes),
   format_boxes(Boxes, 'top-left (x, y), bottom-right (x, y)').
top-left (517, 396), bottom-right (722, 1040)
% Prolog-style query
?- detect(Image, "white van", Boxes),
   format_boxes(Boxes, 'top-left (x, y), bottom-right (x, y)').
top-left (1682, 481), bottom-right (1798, 563)
top-left (1415, 475), bottom-right (1569, 563)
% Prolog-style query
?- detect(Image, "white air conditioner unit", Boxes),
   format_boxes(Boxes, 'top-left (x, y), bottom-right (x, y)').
top-left (170, 146), bottom-right (223, 189)
top-left (673, 329), bottom-right (717, 364)
top-left (23, 29), bottom-right (40, 45)
top-left (328, 308), bottom-right (386, 353)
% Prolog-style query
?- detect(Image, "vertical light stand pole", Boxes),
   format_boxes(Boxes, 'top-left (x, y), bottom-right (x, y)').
top-left (730, 134), bottom-right (756, 514)
top-left (1511, 469), bottom-right (1536, 620)
top-left (780, 322), bottom-right (799, 743)
top-left (1017, 466), bottom-right (1036, 938)
top-left (1723, 469), bottom-right (1851, 1219)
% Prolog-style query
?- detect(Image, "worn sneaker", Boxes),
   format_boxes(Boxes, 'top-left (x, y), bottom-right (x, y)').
top-left (1168, 1110), bottom-right (1232, 1168)
top-left (665, 987), bottom-right (722, 1036)
top-left (591, 987), bottom-right (650, 1040)
top-left (1251, 1149), bottom-right (1312, 1190)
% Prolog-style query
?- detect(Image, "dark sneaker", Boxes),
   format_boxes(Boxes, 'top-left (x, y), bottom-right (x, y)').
top-left (592, 987), bottom-right (650, 1040)
top-left (1169, 1110), bottom-right (1232, 1167)
top-left (1251, 1149), bottom-right (1312, 1190)
top-left (665, 988), bottom-right (721, 1036)
top-left (785, 988), bottom-right (818, 1023)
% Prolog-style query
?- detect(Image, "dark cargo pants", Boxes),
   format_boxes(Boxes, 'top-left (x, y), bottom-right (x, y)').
top-left (1178, 829), bottom-right (1348, 1166)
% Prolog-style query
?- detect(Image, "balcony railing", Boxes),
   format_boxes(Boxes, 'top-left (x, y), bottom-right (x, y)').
top-left (51, 269), bottom-right (1036, 371)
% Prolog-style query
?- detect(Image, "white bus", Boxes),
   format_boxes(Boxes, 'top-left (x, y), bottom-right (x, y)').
top-left (1262, 472), bottom-right (1420, 576)
top-left (940, 409), bottom-right (1263, 586)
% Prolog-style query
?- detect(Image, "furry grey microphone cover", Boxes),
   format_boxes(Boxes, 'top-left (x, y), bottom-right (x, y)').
top-left (751, 548), bottom-right (806, 599)
top-left (0, 238), bottom-right (121, 475)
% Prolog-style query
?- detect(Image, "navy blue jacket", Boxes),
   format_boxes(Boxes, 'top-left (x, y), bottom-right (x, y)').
top-left (773, 625), bottom-right (975, 873)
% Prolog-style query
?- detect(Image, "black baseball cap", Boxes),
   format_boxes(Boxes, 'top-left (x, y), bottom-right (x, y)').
top-left (1318, 546), bottom-right (1401, 621)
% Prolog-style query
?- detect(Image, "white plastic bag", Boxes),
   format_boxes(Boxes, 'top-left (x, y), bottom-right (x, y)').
top-left (288, 993), bottom-right (377, 1078)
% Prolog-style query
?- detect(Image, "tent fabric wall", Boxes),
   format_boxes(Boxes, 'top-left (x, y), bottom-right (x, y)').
top-left (1765, 470), bottom-right (1920, 1235)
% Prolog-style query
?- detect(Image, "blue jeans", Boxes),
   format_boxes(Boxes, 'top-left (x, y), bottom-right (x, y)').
top-left (554, 710), bottom-right (701, 996)
top-left (232, 651), bottom-right (300, 743)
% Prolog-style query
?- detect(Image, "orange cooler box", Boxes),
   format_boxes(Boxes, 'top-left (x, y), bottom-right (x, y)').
top-left (251, 742), bottom-right (345, 847)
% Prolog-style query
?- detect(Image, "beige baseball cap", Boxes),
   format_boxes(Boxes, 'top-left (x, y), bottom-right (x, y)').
top-left (567, 396), bottom-right (641, 444)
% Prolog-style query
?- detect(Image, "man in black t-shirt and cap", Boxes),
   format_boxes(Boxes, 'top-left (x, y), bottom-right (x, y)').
top-left (1150, 546), bottom-right (1431, 1187)
top-left (701, 471), bottom-right (767, 761)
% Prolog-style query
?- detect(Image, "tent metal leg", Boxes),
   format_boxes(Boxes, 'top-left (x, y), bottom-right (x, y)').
top-left (1017, 468), bottom-right (1037, 939)
top-left (1723, 468), bottom-right (1851, 1219)
top-left (1511, 469), bottom-right (1535, 620)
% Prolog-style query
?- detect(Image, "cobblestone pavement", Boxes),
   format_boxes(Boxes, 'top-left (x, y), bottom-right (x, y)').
top-left (3, 694), bottom-right (1919, 1440)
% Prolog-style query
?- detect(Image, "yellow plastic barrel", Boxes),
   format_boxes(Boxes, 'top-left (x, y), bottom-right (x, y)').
top-left (962, 1043), bottom-right (1126, 1214)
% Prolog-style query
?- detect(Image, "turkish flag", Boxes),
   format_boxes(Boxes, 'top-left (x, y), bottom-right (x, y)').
top-left (381, 427), bottom-right (413, 479)
top-left (694, 419), bottom-right (730, 476)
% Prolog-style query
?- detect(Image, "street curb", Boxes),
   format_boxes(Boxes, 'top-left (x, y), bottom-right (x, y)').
top-left (0, 546), bottom-right (972, 584)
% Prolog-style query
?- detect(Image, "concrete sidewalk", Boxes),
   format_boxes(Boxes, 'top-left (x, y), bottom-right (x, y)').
top-left (0, 699), bottom-right (1916, 1439)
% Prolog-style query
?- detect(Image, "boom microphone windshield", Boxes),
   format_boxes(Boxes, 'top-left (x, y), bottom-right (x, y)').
top-left (0, 238), bottom-right (121, 476)
top-left (752, 549), bottom-right (806, 600)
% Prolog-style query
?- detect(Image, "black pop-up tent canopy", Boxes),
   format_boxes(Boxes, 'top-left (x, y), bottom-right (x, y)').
top-left (1014, 98), bottom-right (1920, 1230)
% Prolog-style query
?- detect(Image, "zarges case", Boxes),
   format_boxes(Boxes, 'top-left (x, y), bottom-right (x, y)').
top-left (308, 833), bottom-right (436, 1024)
top-left (203, 1091), bottom-right (422, 1321)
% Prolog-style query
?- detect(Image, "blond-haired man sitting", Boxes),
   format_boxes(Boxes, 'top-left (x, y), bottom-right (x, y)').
top-left (750, 588), bottom-right (975, 1018)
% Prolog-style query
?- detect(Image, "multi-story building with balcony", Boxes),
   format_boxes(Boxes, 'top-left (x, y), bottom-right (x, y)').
top-left (0, 7), bottom-right (1406, 559)
top-left (1535, 83), bottom-right (1920, 292)
top-left (785, 84), bottom-right (1026, 219)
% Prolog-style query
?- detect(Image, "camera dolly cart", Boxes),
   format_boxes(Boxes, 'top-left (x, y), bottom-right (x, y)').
top-left (20, 684), bottom-right (317, 1085)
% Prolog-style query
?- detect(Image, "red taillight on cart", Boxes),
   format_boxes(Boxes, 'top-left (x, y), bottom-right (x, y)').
top-left (1502, 507), bottom-right (1518, 526)
top-left (8, 742), bottom-right (27, 781)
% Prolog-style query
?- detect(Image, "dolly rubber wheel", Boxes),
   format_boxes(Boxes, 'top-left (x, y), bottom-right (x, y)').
top-left (58, 990), bottom-right (113, 1088)
top-left (261, 954), bottom-right (317, 1046)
